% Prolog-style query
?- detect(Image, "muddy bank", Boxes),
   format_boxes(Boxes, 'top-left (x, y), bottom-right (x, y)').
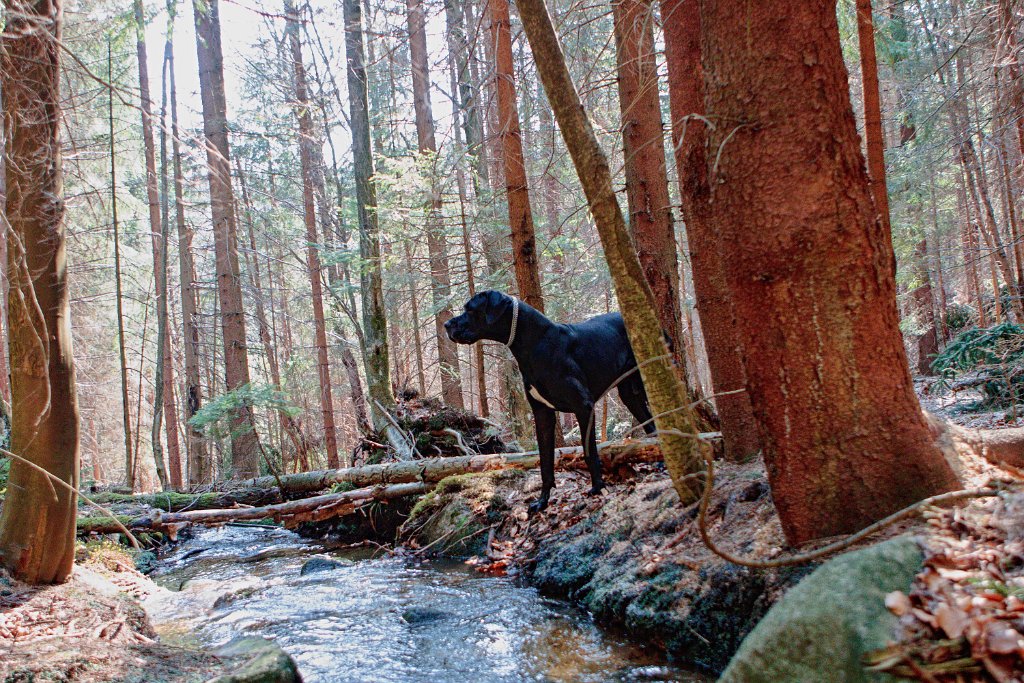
top-left (399, 462), bottom-right (821, 674)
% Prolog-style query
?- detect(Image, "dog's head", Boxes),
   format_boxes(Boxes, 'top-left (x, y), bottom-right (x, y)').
top-left (445, 290), bottom-right (514, 344)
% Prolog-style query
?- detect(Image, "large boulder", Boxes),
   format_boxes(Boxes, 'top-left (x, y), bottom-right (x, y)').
top-left (720, 536), bottom-right (923, 683)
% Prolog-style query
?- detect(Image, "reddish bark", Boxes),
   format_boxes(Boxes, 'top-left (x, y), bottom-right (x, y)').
top-left (193, 0), bottom-right (259, 476)
top-left (0, 0), bottom-right (81, 582)
top-left (612, 0), bottom-right (681, 365)
top-left (661, 0), bottom-right (761, 461)
top-left (700, 0), bottom-right (960, 543)
top-left (855, 0), bottom-right (891, 234)
top-left (489, 0), bottom-right (544, 312)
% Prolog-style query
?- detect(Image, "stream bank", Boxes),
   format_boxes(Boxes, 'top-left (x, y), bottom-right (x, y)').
top-left (397, 461), bottom-right (817, 675)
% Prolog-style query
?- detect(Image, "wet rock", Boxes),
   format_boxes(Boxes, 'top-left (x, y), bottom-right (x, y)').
top-left (401, 607), bottom-right (450, 624)
top-left (720, 536), bottom-right (923, 683)
top-left (299, 557), bottom-right (351, 576)
top-left (207, 636), bottom-right (302, 683)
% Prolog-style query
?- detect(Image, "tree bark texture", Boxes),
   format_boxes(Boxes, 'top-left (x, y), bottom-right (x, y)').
top-left (699, 0), bottom-right (960, 543)
top-left (660, 0), bottom-right (761, 461)
top-left (612, 0), bottom-right (683, 368)
top-left (0, 0), bottom-right (81, 583)
top-left (488, 0), bottom-right (544, 312)
top-left (193, 0), bottom-right (259, 476)
top-left (855, 0), bottom-right (892, 235)
top-left (343, 0), bottom-right (395, 427)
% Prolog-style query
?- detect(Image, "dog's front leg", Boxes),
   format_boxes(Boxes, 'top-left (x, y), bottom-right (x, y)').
top-left (575, 403), bottom-right (605, 496)
top-left (528, 405), bottom-right (557, 514)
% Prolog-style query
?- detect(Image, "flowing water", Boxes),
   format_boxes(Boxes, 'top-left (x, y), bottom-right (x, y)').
top-left (146, 525), bottom-right (704, 683)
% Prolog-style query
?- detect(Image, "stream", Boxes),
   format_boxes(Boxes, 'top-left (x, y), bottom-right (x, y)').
top-left (145, 525), bottom-right (704, 682)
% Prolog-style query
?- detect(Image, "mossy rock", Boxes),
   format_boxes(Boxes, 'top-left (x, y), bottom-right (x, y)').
top-left (207, 637), bottom-right (302, 683)
top-left (720, 536), bottom-right (924, 683)
top-left (401, 470), bottom-right (523, 557)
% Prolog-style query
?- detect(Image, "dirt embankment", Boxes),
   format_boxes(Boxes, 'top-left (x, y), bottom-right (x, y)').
top-left (0, 543), bottom-right (300, 683)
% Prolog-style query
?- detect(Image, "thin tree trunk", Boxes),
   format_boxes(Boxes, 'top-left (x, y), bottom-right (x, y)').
top-left (0, 0), bottom-right (81, 582)
top-left (167, 0), bottom-right (209, 486)
top-left (407, 0), bottom-right (465, 408)
top-left (855, 0), bottom-right (892, 234)
top-left (285, 0), bottom-right (339, 468)
top-left (489, 0), bottom-right (544, 312)
top-left (157, 26), bottom-right (183, 489)
top-left (912, 236), bottom-right (939, 374)
top-left (193, 0), bottom-right (259, 476)
top-left (661, 0), bottom-right (761, 461)
top-left (343, 0), bottom-right (395, 426)
top-left (513, 0), bottom-right (704, 503)
top-left (404, 239), bottom-right (428, 396)
top-left (612, 0), bottom-right (683, 368)
top-left (132, 0), bottom-right (171, 490)
top-left (108, 43), bottom-right (135, 492)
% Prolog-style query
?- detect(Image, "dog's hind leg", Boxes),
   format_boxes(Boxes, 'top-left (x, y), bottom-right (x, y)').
top-left (618, 374), bottom-right (657, 435)
top-left (574, 402), bottom-right (605, 495)
top-left (528, 404), bottom-right (557, 514)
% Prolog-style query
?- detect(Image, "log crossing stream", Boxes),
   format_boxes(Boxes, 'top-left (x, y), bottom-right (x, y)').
top-left (145, 525), bottom-right (704, 682)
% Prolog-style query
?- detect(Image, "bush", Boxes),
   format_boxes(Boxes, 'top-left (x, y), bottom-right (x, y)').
top-left (931, 322), bottom-right (1024, 408)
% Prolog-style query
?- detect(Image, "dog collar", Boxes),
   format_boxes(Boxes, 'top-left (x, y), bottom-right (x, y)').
top-left (507, 296), bottom-right (520, 347)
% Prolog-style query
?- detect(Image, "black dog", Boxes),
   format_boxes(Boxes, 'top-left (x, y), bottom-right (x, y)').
top-left (444, 290), bottom-right (656, 513)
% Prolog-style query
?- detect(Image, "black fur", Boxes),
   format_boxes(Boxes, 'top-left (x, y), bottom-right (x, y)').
top-left (444, 290), bottom-right (656, 513)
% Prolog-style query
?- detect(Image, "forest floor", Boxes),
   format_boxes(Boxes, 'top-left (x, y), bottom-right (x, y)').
top-left (0, 542), bottom-right (222, 682)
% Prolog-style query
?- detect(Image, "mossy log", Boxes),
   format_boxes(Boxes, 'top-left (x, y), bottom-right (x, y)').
top-left (77, 482), bottom-right (428, 536)
top-left (237, 436), bottom-right (710, 495)
top-left (87, 488), bottom-right (283, 512)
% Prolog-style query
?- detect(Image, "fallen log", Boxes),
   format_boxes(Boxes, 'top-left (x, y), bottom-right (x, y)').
top-left (77, 482), bottom-right (428, 536)
top-left (236, 435), bottom-right (708, 495)
top-left (86, 488), bottom-right (283, 513)
top-left (80, 435), bottom-right (721, 517)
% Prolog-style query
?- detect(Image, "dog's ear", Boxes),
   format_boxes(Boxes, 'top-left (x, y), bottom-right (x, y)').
top-left (484, 291), bottom-right (508, 326)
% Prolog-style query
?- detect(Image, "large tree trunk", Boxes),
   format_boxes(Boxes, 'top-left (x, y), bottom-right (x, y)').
top-left (513, 0), bottom-right (705, 503)
top-left (661, 0), bottom-right (761, 461)
top-left (0, 0), bottom-right (81, 583)
top-left (489, 0), bottom-right (544, 312)
top-left (193, 0), bottom-right (259, 477)
top-left (407, 0), bottom-right (465, 408)
top-left (612, 0), bottom-right (682, 368)
top-left (167, 2), bottom-right (209, 485)
top-left (699, 0), bottom-right (960, 543)
top-left (343, 0), bottom-right (395, 428)
top-left (285, 0), bottom-right (340, 469)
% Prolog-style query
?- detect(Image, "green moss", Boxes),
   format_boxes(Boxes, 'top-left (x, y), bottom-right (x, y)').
top-left (88, 490), bottom-right (222, 512)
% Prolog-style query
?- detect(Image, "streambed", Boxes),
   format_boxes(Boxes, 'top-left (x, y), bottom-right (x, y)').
top-left (145, 525), bottom-right (703, 683)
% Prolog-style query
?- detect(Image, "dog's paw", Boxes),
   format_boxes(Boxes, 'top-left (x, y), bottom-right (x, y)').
top-left (586, 484), bottom-right (606, 497)
top-left (528, 497), bottom-right (549, 515)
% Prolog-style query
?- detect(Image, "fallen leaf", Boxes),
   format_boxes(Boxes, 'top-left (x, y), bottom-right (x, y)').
top-left (885, 591), bottom-right (911, 617)
top-left (935, 602), bottom-right (970, 639)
